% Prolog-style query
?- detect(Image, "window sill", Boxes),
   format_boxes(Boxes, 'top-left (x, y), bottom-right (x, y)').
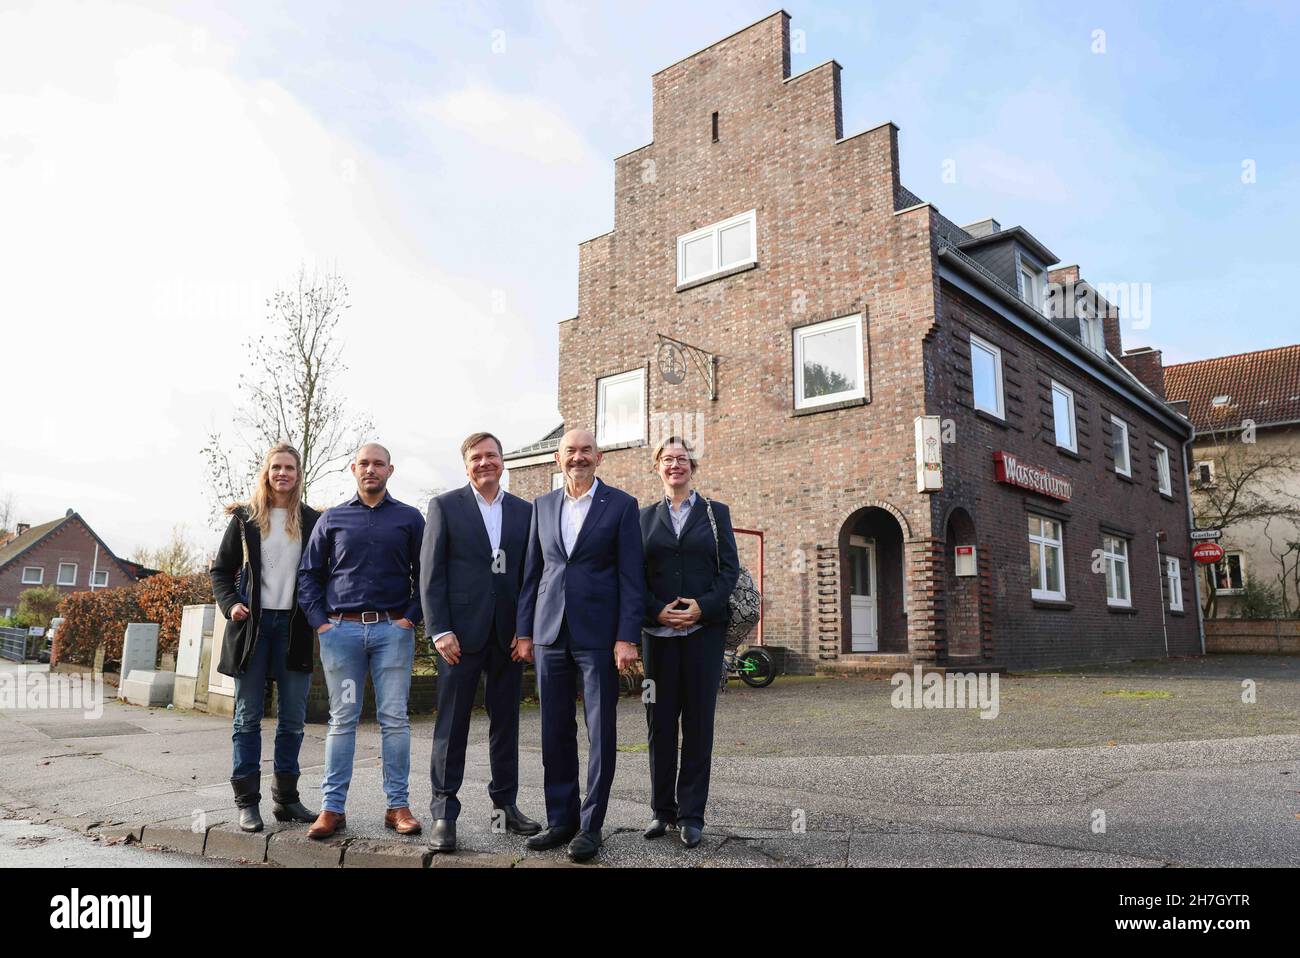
top-left (1031, 598), bottom-right (1073, 611)
top-left (1168, 609), bottom-right (1186, 617)
top-left (1158, 491), bottom-right (1175, 502)
top-left (1054, 445), bottom-right (1083, 461)
top-left (675, 261), bottom-right (758, 292)
top-left (597, 439), bottom-right (647, 453)
top-left (1107, 604), bottom-right (1138, 615)
top-left (1115, 471), bottom-right (1134, 483)
top-left (791, 396), bottom-right (869, 418)
top-left (973, 408), bottom-right (1009, 429)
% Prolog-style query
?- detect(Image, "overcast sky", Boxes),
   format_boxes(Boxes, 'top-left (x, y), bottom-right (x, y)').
top-left (2, 0), bottom-right (1296, 558)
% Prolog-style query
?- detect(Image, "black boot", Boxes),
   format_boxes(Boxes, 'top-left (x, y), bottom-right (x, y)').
top-left (231, 773), bottom-right (263, 833)
top-left (271, 772), bottom-right (316, 824)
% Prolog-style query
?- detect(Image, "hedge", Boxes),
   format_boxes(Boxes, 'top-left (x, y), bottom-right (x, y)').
top-left (54, 573), bottom-right (214, 668)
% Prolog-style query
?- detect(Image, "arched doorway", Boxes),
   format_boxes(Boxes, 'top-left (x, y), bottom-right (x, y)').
top-left (838, 506), bottom-right (908, 654)
top-left (943, 506), bottom-right (982, 659)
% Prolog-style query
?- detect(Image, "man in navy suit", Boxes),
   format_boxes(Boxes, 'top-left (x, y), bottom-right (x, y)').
top-left (515, 427), bottom-right (644, 862)
top-left (420, 432), bottom-right (543, 853)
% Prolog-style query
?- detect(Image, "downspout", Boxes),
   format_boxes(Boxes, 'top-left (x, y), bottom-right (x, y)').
top-left (1156, 531), bottom-right (1169, 657)
top-left (1182, 433), bottom-right (1207, 656)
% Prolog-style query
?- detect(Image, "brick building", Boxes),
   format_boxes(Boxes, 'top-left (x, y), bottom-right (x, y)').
top-left (505, 11), bottom-right (1202, 672)
top-left (1165, 344), bottom-right (1300, 617)
top-left (0, 510), bottom-right (144, 618)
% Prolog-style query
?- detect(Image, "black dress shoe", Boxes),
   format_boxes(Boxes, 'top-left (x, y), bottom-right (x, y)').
top-left (680, 825), bottom-right (703, 848)
top-left (526, 825), bottom-right (577, 851)
top-left (567, 829), bottom-right (602, 863)
top-left (496, 804), bottom-right (542, 836)
top-left (643, 818), bottom-right (675, 839)
top-left (428, 819), bottom-right (457, 853)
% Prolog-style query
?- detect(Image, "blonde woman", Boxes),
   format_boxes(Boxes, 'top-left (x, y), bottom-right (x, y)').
top-left (210, 443), bottom-right (321, 832)
top-left (638, 435), bottom-right (739, 848)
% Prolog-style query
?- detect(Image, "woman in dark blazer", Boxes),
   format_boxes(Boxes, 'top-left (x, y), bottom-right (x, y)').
top-left (639, 435), bottom-right (740, 848)
top-left (210, 442), bottom-right (321, 833)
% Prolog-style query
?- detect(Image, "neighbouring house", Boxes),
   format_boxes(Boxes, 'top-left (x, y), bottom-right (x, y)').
top-left (1165, 344), bottom-right (1300, 617)
top-left (504, 11), bottom-right (1202, 673)
top-left (0, 509), bottom-right (148, 618)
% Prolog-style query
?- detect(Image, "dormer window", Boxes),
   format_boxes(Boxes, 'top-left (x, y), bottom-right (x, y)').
top-left (1079, 302), bottom-right (1105, 356)
top-left (1020, 263), bottom-right (1044, 310)
top-left (1210, 395), bottom-right (1231, 408)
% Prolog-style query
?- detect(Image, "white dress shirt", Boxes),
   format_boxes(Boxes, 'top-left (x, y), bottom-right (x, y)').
top-left (473, 484), bottom-right (503, 551)
top-left (561, 476), bottom-right (600, 555)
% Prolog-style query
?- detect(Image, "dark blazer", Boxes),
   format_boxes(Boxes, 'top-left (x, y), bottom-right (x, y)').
top-left (210, 503), bottom-right (321, 677)
top-left (640, 495), bottom-right (740, 629)
top-left (516, 479), bottom-right (645, 650)
top-left (419, 484), bottom-right (531, 654)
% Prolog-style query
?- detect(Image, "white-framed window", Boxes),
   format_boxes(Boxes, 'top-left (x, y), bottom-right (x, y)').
top-left (595, 368), bottom-right (646, 446)
top-left (1079, 312), bottom-right (1105, 356)
top-left (1028, 514), bottom-right (1066, 601)
top-left (21, 566), bottom-right (43, 585)
top-left (1165, 556), bottom-right (1183, 611)
top-left (1051, 381), bottom-right (1077, 452)
top-left (1154, 442), bottom-right (1172, 495)
top-left (1209, 552), bottom-right (1245, 594)
top-left (1193, 459), bottom-right (1216, 487)
top-left (1020, 264), bottom-right (1043, 311)
top-left (969, 334), bottom-right (1005, 419)
top-left (56, 563), bottom-right (78, 586)
top-left (1102, 535), bottom-right (1131, 607)
top-left (551, 472), bottom-right (565, 491)
top-left (793, 313), bottom-right (865, 409)
top-left (676, 209), bottom-right (756, 285)
top-left (1110, 415), bottom-right (1131, 476)
top-left (91, 570), bottom-right (109, 588)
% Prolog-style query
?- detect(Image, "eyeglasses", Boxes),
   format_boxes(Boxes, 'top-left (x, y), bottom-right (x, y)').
top-left (660, 456), bottom-right (692, 467)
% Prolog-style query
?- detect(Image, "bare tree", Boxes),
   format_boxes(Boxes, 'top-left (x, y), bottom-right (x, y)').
top-left (202, 266), bottom-right (374, 525)
top-left (0, 491), bottom-right (16, 542)
top-left (133, 525), bottom-right (203, 576)
top-left (1191, 426), bottom-right (1300, 617)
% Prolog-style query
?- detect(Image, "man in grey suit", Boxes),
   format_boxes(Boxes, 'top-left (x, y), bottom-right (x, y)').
top-left (419, 432), bottom-right (542, 852)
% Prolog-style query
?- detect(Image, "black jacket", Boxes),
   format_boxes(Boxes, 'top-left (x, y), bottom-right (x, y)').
top-left (210, 504), bottom-right (321, 677)
top-left (639, 495), bottom-right (740, 629)
top-left (419, 484), bottom-right (531, 654)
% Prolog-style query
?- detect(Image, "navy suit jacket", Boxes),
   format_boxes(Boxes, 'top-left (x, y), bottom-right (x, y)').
top-left (419, 484), bottom-right (531, 654)
top-left (640, 496), bottom-right (740, 629)
top-left (516, 479), bottom-right (645, 650)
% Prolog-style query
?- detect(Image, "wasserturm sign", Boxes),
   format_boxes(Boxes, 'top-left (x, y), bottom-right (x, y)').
top-left (993, 451), bottom-right (1073, 501)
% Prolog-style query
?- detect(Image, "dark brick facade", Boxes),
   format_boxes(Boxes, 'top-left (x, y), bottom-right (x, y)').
top-left (506, 12), bottom-right (1201, 672)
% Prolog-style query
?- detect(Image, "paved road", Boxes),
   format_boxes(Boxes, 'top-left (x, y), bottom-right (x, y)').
top-left (1, 656), bottom-right (1296, 866)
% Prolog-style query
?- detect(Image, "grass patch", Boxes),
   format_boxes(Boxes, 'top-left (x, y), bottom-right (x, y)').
top-left (1101, 689), bottom-right (1173, 700)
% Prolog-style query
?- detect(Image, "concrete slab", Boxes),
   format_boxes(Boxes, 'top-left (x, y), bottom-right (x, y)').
top-left (342, 838), bottom-right (431, 868)
top-left (267, 829), bottom-right (349, 867)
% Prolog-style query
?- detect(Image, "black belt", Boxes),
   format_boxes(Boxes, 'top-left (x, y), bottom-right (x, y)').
top-left (332, 610), bottom-right (404, 623)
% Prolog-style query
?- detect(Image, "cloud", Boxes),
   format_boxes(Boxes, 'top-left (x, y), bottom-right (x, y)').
top-left (410, 84), bottom-right (596, 166)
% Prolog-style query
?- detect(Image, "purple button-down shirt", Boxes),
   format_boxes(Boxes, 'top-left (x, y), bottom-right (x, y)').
top-left (297, 491), bottom-right (425, 629)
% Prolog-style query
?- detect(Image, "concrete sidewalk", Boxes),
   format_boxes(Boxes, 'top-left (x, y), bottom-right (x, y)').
top-left (1, 656), bottom-right (1297, 867)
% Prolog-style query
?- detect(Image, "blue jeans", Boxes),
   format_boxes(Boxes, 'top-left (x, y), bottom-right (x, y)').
top-left (318, 618), bottom-right (415, 813)
top-left (231, 609), bottom-right (312, 780)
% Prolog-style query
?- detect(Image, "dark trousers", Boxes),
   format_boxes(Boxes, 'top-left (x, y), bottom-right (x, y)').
top-left (534, 618), bottom-right (619, 834)
top-left (643, 623), bottom-right (726, 828)
top-left (429, 619), bottom-right (523, 821)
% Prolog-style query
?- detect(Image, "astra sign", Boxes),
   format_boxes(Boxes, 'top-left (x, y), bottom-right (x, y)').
top-left (993, 451), bottom-right (1073, 501)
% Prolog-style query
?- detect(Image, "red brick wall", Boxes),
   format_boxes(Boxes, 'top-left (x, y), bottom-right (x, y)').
top-left (0, 518), bottom-right (135, 615)
top-left (508, 12), bottom-right (1200, 672)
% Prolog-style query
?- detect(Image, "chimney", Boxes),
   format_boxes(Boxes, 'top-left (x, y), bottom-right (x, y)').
top-left (16, 522), bottom-right (30, 536)
top-left (961, 218), bottom-right (1001, 238)
top-left (1120, 346), bottom-right (1166, 399)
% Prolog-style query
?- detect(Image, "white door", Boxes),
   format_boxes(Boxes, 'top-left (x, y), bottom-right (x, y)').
top-left (848, 540), bottom-right (878, 652)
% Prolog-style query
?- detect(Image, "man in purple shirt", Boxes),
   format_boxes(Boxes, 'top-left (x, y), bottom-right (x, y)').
top-left (297, 442), bottom-right (425, 839)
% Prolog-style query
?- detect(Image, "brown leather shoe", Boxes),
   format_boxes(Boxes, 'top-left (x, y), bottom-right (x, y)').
top-left (384, 806), bottom-right (422, 835)
top-left (307, 811), bottom-right (346, 840)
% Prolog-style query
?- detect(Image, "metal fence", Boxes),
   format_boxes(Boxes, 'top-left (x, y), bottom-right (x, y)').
top-left (0, 627), bottom-right (29, 662)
